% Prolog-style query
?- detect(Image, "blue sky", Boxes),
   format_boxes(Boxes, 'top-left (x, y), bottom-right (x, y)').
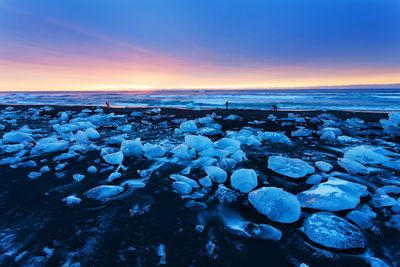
top-left (1, 0), bottom-right (399, 90)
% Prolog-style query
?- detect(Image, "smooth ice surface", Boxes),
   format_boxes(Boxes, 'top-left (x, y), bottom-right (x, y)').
top-left (121, 139), bottom-right (143, 157)
top-left (248, 187), bottom-right (301, 223)
top-left (303, 212), bottom-right (365, 250)
top-left (297, 177), bottom-right (368, 212)
top-left (268, 156), bottom-right (314, 179)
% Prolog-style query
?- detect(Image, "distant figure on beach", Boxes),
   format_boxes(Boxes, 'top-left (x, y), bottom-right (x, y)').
top-left (106, 101), bottom-right (110, 108)
top-left (272, 104), bottom-right (278, 111)
top-left (225, 101), bottom-right (229, 110)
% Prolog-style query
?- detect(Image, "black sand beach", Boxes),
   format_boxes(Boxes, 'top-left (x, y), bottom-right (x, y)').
top-left (0, 105), bottom-right (399, 267)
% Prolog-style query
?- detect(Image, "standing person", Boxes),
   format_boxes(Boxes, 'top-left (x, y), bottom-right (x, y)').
top-left (106, 101), bottom-right (110, 108)
top-left (272, 104), bottom-right (278, 111)
top-left (225, 101), bottom-right (229, 110)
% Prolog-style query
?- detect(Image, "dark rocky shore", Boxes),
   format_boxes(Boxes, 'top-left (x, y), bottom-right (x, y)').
top-left (0, 105), bottom-right (399, 267)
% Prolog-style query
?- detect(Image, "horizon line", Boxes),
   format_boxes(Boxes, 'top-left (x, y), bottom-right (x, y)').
top-left (1, 82), bottom-right (400, 92)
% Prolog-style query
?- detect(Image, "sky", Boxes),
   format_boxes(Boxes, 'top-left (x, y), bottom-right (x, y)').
top-left (0, 0), bottom-right (399, 91)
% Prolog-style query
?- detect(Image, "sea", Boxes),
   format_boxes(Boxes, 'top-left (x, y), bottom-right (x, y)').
top-left (1, 88), bottom-right (400, 111)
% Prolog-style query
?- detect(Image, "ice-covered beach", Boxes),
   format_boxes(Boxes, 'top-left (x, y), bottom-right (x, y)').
top-left (0, 104), bottom-right (399, 266)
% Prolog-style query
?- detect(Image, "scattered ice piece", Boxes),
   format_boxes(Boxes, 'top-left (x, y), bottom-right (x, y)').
top-left (230, 169), bottom-right (258, 193)
top-left (315, 161), bottom-right (333, 172)
top-left (343, 145), bottom-right (391, 165)
top-left (224, 114), bottom-right (242, 121)
top-left (268, 156), bottom-right (315, 179)
top-left (84, 185), bottom-right (124, 200)
top-left (121, 138), bottom-right (143, 157)
top-left (305, 174), bottom-right (323, 185)
top-left (172, 144), bottom-right (194, 160)
top-left (73, 174), bottom-right (85, 182)
top-left (102, 151), bottom-right (124, 165)
top-left (199, 176), bottom-right (212, 187)
top-left (179, 120), bottom-right (198, 133)
top-left (87, 166), bottom-right (97, 174)
top-left (40, 165), bottom-right (50, 173)
top-left (73, 130), bottom-right (90, 144)
top-left (250, 223), bottom-right (282, 241)
top-left (297, 177), bottom-right (368, 212)
top-left (346, 210), bottom-right (373, 229)
top-left (185, 200), bottom-right (207, 209)
top-left (107, 172), bottom-right (122, 182)
top-left (3, 131), bottom-right (34, 143)
top-left (31, 138), bottom-right (69, 155)
top-left (215, 138), bottom-right (241, 150)
top-left (215, 184), bottom-right (239, 204)
top-left (206, 240), bottom-right (217, 258)
top-left (291, 128), bottom-right (312, 137)
top-left (204, 166), bottom-right (227, 183)
top-left (185, 135), bottom-right (214, 152)
top-left (156, 244), bottom-right (167, 265)
top-left (248, 187), bottom-right (301, 223)
top-left (120, 178), bottom-right (147, 188)
top-left (195, 225), bottom-right (205, 233)
top-left (63, 195), bottom-right (82, 206)
top-left (28, 172), bottom-right (41, 179)
top-left (85, 128), bottom-right (100, 139)
top-left (261, 132), bottom-right (291, 144)
top-left (172, 181), bottom-right (193, 195)
top-left (143, 143), bottom-right (166, 159)
top-left (303, 212), bottom-right (365, 250)
top-left (338, 158), bottom-right (369, 175)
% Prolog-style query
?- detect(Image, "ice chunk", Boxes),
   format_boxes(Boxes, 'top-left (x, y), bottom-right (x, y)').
top-left (31, 137), bottom-right (69, 156)
top-left (215, 184), bottom-right (239, 204)
top-left (297, 177), bottom-right (368, 212)
top-left (87, 166), bottom-right (97, 174)
top-left (102, 151), bottom-right (124, 165)
top-left (303, 212), bottom-right (365, 250)
top-left (72, 174), bottom-right (85, 182)
top-left (230, 169), bottom-right (258, 193)
top-left (268, 156), bottom-right (314, 179)
top-left (85, 128), bottom-right (100, 139)
top-left (172, 181), bottom-right (192, 195)
top-left (343, 145), bottom-right (390, 165)
top-left (143, 143), bottom-right (166, 159)
top-left (250, 223), bottom-right (282, 241)
top-left (261, 132), bottom-right (291, 144)
top-left (170, 174), bottom-right (200, 188)
top-left (205, 166), bottom-right (227, 183)
top-left (291, 128), bottom-right (312, 137)
top-left (121, 138), bottom-right (143, 157)
top-left (120, 178), bottom-right (147, 188)
top-left (3, 131), bottom-right (34, 143)
top-left (185, 135), bottom-right (214, 152)
top-left (63, 195), bottom-right (82, 206)
top-left (199, 176), bottom-right (212, 187)
top-left (179, 120), bottom-right (198, 133)
top-left (224, 114), bottom-right (242, 121)
top-left (346, 210), bottom-right (373, 229)
top-left (315, 161), bottom-right (333, 172)
top-left (215, 138), bottom-right (241, 150)
top-left (156, 244), bottom-right (167, 265)
top-left (84, 185), bottom-right (124, 200)
top-left (73, 130), bottom-right (90, 144)
top-left (171, 144), bottom-right (194, 160)
top-left (248, 187), bottom-right (301, 223)
top-left (28, 172), bottom-right (41, 179)
top-left (107, 171), bottom-right (122, 182)
top-left (338, 158), bottom-right (369, 175)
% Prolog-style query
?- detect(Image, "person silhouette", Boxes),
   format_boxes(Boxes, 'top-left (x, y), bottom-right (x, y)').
top-left (106, 102), bottom-right (110, 108)
top-left (225, 101), bottom-right (229, 110)
top-left (272, 104), bottom-right (278, 111)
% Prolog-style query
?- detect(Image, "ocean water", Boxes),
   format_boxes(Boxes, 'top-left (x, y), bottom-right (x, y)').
top-left (1, 89), bottom-right (400, 110)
